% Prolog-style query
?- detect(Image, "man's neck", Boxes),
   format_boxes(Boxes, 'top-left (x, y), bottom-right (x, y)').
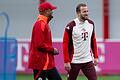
top-left (78, 17), bottom-right (85, 24)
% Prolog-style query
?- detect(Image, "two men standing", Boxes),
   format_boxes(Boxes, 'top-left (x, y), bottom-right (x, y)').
top-left (28, 1), bottom-right (99, 80)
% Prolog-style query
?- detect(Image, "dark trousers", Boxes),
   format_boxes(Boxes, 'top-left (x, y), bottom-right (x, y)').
top-left (68, 61), bottom-right (97, 80)
top-left (33, 67), bottom-right (62, 80)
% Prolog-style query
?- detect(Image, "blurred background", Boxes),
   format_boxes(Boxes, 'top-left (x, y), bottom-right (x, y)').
top-left (0, 0), bottom-right (120, 80)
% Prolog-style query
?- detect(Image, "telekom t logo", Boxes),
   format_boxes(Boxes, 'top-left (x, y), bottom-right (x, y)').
top-left (82, 32), bottom-right (88, 41)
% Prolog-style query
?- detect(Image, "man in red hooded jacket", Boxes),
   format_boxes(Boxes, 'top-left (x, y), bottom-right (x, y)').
top-left (28, 2), bottom-right (62, 80)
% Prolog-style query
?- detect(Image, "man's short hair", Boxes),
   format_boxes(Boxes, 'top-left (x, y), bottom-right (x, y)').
top-left (76, 3), bottom-right (87, 13)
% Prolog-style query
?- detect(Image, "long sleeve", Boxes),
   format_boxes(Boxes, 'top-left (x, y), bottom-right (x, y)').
top-left (91, 29), bottom-right (98, 58)
top-left (32, 21), bottom-right (54, 53)
top-left (63, 21), bottom-right (75, 63)
top-left (63, 30), bottom-right (70, 63)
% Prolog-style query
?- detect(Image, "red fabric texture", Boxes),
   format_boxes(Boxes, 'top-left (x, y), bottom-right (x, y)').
top-left (63, 31), bottom-right (70, 63)
top-left (38, 2), bottom-right (57, 11)
top-left (40, 0), bottom-right (46, 4)
top-left (28, 15), bottom-right (55, 70)
top-left (91, 32), bottom-right (99, 58)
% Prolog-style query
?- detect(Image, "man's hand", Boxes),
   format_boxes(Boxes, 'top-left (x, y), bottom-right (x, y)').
top-left (94, 58), bottom-right (99, 66)
top-left (64, 62), bottom-right (71, 72)
top-left (53, 48), bottom-right (59, 55)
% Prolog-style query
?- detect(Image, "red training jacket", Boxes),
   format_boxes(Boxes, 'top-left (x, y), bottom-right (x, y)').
top-left (28, 15), bottom-right (55, 70)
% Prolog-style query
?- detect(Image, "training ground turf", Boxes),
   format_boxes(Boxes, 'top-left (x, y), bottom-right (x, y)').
top-left (17, 74), bottom-right (120, 80)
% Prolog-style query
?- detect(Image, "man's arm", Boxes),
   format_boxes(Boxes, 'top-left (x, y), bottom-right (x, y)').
top-left (63, 29), bottom-right (71, 71)
top-left (63, 21), bottom-right (75, 71)
top-left (91, 27), bottom-right (99, 65)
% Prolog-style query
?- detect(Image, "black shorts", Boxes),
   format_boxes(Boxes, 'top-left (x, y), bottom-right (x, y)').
top-left (33, 67), bottom-right (62, 80)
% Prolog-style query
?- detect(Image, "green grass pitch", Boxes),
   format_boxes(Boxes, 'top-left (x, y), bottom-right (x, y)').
top-left (17, 74), bottom-right (120, 80)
